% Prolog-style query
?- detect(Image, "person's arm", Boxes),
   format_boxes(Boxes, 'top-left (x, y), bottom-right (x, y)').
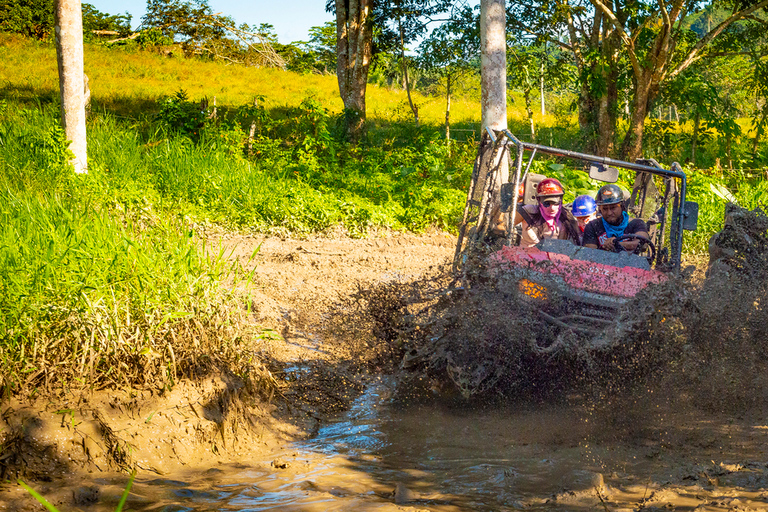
top-left (582, 222), bottom-right (599, 248)
top-left (491, 205), bottom-right (525, 235)
top-left (615, 219), bottom-right (650, 252)
top-left (616, 231), bottom-right (649, 252)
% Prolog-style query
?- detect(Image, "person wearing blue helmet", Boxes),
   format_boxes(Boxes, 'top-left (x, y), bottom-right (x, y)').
top-left (571, 194), bottom-right (597, 236)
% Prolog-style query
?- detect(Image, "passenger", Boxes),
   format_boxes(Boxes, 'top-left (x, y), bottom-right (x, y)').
top-left (582, 184), bottom-right (650, 252)
top-left (571, 194), bottom-right (597, 241)
top-left (512, 178), bottom-right (580, 248)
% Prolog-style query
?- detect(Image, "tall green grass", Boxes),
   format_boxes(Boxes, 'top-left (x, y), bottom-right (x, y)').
top-left (0, 106), bottom-right (279, 397)
top-left (0, 182), bottom-right (271, 395)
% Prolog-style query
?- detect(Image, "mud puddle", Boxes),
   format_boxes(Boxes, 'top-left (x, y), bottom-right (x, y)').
top-left (43, 379), bottom-right (768, 512)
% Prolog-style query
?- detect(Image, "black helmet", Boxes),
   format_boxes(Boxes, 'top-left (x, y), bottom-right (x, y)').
top-left (595, 184), bottom-right (625, 205)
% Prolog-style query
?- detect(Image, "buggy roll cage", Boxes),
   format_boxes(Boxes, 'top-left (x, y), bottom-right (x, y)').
top-left (455, 129), bottom-right (698, 273)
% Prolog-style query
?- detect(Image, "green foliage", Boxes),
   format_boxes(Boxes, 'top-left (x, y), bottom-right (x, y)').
top-left (134, 27), bottom-right (174, 47)
top-left (0, 0), bottom-right (130, 40)
top-left (280, 22), bottom-right (337, 74)
top-left (157, 89), bottom-right (209, 141)
top-left (0, 0), bottom-right (54, 39)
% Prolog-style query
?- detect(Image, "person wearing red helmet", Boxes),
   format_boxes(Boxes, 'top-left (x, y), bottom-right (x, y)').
top-left (582, 184), bottom-right (649, 252)
top-left (504, 177), bottom-right (580, 247)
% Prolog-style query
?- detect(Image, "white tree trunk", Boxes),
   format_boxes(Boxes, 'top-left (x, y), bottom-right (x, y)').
top-left (473, 0), bottom-right (508, 225)
top-left (480, 0), bottom-right (507, 132)
top-left (55, 0), bottom-right (87, 174)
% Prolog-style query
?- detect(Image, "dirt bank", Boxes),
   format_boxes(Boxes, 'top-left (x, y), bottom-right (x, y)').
top-left (0, 231), bottom-right (456, 510)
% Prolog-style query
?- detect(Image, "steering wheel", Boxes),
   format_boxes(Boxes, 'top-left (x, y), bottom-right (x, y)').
top-left (614, 233), bottom-right (656, 266)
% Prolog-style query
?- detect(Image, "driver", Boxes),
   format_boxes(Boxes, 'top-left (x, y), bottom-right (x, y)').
top-left (582, 184), bottom-right (649, 252)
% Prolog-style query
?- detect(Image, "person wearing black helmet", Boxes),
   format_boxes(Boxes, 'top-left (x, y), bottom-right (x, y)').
top-left (582, 184), bottom-right (649, 253)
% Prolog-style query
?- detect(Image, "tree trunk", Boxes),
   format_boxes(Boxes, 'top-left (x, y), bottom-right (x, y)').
top-left (399, 17), bottom-right (418, 125)
top-left (336, 0), bottom-right (372, 142)
top-left (596, 66), bottom-right (618, 156)
top-left (445, 74), bottom-right (451, 147)
top-left (55, 0), bottom-right (87, 174)
top-left (524, 88), bottom-right (535, 141)
top-left (480, 0), bottom-right (507, 133)
top-left (577, 78), bottom-right (594, 137)
top-left (539, 57), bottom-right (546, 116)
top-left (620, 72), bottom-right (655, 161)
top-left (691, 110), bottom-right (700, 165)
top-left (473, 0), bottom-right (508, 222)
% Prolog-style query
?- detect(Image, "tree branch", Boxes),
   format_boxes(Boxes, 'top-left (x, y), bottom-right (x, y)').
top-left (669, 0), bottom-right (768, 78)
top-left (590, 0), bottom-right (640, 76)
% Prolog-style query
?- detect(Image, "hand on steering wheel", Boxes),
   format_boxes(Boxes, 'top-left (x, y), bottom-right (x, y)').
top-left (614, 233), bottom-right (656, 266)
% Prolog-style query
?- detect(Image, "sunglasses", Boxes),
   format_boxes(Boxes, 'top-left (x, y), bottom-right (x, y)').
top-left (540, 199), bottom-right (562, 207)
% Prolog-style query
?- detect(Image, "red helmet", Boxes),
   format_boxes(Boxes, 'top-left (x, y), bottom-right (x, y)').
top-left (536, 178), bottom-right (564, 197)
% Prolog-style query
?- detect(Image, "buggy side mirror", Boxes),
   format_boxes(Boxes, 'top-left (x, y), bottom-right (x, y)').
top-left (589, 163), bottom-right (619, 183)
top-left (683, 201), bottom-right (699, 231)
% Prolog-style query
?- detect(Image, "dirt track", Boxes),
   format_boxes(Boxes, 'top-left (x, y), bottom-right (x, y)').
top-left (0, 231), bottom-right (457, 510)
top-left (5, 230), bottom-right (768, 511)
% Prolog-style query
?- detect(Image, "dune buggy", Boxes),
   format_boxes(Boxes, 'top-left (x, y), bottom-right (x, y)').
top-left (453, 130), bottom-right (699, 335)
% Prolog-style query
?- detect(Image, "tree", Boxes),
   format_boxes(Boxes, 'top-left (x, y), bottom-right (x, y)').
top-left (141, 0), bottom-right (285, 67)
top-left (746, 50), bottom-right (768, 164)
top-left (590, 0), bottom-right (768, 160)
top-left (55, 0), bottom-right (87, 173)
top-left (0, 0), bottom-right (130, 40)
top-left (307, 22), bottom-right (338, 73)
top-left (333, 0), bottom-right (373, 140)
top-left (418, 5), bottom-right (480, 142)
top-left (508, 0), bottom-right (768, 159)
top-left (329, 0), bottom-right (452, 139)
top-left (507, 38), bottom-right (574, 141)
top-left (663, 69), bottom-right (719, 165)
top-left (507, 0), bottom-right (626, 156)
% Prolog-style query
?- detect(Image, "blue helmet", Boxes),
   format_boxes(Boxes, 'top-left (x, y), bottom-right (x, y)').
top-left (572, 194), bottom-right (597, 217)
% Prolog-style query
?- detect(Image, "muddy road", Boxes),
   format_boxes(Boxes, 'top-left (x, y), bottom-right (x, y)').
top-left (3, 230), bottom-right (768, 511)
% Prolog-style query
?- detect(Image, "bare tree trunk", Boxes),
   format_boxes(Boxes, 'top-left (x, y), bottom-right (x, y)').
top-left (336, 0), bottom-right (372, 142)
top-left (247, 97), bottom-right (258, 156)
top-left (524, 88), bottom-right (535, 141)
top-left (55, 0), bottom-right (87, 174)
top-left (691, 110), bottom-right (700, 165)
top-left (480, 0), bottom-right (507, 134)
top-left (620, 72), bottom-right (655, 161)
top-left (445, 74), bottom-right (451, 147)
top-left (399, 17), bottom-right (419, 125)
top-left (539, 58), bottom-right (546, 116)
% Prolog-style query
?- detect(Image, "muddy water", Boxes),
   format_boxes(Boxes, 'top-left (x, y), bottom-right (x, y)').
top-left (91, 378), bottom-right (768, 511)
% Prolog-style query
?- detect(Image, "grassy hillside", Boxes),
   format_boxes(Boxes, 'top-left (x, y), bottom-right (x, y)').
top-left (0, 33), bottom-right (566, 130)
top-left (2, 33), bottom-right (767, 398)
top-left (0, 34), bottom-right (477, 124)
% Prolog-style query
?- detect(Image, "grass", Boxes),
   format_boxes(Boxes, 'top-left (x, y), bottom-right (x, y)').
top-left (0, 32), bottom-right (766, 403)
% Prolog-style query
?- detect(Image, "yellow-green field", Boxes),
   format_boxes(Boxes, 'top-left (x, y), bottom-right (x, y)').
top-left (0, 33), bottom-right (554, 127)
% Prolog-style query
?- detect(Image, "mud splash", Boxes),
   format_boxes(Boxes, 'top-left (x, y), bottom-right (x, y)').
top-left (354, 205), bottom-right (768, 416)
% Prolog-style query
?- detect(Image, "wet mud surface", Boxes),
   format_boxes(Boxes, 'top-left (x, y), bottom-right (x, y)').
top-left (3, 215), bottom-right (768, 511)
